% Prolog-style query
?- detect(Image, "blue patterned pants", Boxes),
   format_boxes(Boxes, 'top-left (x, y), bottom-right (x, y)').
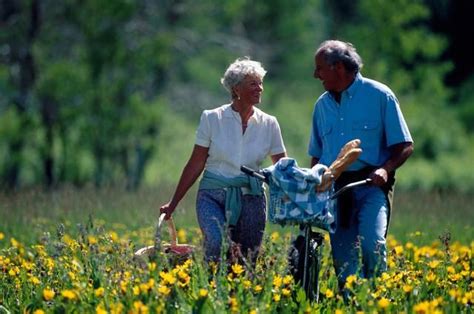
top-left (196, 189), bottom-right (266, 262)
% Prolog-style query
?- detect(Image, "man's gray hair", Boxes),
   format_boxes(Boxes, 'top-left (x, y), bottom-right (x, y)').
top-left (316, 40), bottom-right (363, 74)
top-left (221, 57), bottom-right (267, 94)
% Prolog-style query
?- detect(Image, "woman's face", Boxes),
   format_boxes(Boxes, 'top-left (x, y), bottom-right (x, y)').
top-left (234, 75), bottom-right (264, 105)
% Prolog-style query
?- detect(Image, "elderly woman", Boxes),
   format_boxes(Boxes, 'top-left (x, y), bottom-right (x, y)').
top-left (160, 57), bottom-right (287, 263)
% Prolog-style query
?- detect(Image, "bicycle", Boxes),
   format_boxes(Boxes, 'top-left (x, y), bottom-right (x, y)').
top-left (241, 162), bottom-right (370, 302)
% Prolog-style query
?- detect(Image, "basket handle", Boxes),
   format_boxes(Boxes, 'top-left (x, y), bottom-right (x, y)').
top-left (155, 213), bottom-right (178, 247)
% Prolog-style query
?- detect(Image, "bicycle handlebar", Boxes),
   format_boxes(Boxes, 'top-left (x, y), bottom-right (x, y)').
top-left (330, 179), bottom-right (372, 199)
top-left (240, 165), bottom-right (372, 199)
top-left (240, 165), bottom-right (267, 182)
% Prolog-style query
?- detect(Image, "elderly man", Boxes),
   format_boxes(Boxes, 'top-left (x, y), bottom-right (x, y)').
top-left (308, 40), bottom-right (414, 292)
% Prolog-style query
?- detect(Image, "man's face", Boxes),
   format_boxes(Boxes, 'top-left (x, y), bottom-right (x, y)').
top-left (314, 53), bottom-right (340, 92)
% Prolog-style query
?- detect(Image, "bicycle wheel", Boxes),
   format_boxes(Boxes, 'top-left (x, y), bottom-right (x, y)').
top-left (301, 225), bottom-right (324, 302)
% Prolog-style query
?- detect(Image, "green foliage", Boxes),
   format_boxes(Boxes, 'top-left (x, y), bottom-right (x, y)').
top-left (0, 0), bottom-right (473, 191)
top-left (456, 74), bottom-right (474, 133)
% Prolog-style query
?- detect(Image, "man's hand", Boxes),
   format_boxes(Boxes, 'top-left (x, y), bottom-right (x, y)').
top-left (370, 168), bottom-right (389, 186)
top-left (371, 142), bottom-right (414, 186)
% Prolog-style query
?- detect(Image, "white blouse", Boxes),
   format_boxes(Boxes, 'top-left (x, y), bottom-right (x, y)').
top-left (195, 104), bottom-right (286, 177)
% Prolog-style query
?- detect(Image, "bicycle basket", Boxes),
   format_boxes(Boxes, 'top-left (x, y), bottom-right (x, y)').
top-left (263, 158), bottom-right (337, 232)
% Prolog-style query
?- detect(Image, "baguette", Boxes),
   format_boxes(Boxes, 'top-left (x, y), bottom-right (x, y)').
top-left (317, 139), bottom-right (362, 192)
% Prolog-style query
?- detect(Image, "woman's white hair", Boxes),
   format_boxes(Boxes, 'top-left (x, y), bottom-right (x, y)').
top-left (221, 57), bottom-right (267, 96)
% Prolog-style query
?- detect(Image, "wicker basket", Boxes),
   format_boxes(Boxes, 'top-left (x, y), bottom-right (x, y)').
top-left (134, 213), bottom-right (194, 263)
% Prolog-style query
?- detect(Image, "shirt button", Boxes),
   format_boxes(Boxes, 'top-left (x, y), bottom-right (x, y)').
top-left (341, 132), bottom-right (344, 136)
top-left (364, 126), bottom-right (368, 129)
top-left (340, 118), bottom-right (344, 121)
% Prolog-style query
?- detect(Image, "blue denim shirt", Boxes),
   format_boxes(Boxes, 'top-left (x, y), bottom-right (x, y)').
top-left (308, 73), bottom-right (413, 170)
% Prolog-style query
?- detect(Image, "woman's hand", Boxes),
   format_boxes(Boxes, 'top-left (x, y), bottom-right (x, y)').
top-left (160, 202), bottom-right (176, 220)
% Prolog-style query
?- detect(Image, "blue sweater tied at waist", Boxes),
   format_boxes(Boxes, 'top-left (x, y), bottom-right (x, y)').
top-left (198, 170), bottom-right (264, 226)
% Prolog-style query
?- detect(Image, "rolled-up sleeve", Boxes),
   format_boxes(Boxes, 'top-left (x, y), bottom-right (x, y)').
top-left (385, 95), bottom-right (413, 146)
top-left (195, 111), bottom-right (211, 147)
top-left (269, 117), bottom-right (286, 155)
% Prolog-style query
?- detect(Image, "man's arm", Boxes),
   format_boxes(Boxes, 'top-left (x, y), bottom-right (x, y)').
top-left (370, 142), bottom-right (414, 186)
top-left (271, 152), bottom-right (287, 164)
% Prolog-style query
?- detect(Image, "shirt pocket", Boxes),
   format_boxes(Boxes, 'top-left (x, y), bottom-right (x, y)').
top-left (352, 120), bottom-right (380, 148)
top-left (320, 124), bottom-right (334, 153)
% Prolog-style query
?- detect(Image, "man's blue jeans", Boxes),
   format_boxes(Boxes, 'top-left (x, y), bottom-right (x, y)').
top-left (330, 185), bottom-right (388, 289)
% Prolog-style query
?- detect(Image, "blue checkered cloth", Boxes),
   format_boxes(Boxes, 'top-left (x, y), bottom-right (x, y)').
top-left (262, 158), bottom-right (337, 232)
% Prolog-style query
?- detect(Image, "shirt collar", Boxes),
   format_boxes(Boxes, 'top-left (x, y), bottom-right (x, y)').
top-left (223, 103), bottom-right (261, 123)
top-left (345, 72), bottom-right (363, 98)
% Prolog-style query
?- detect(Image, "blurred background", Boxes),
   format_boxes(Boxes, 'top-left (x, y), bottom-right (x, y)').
top-left (1, 0), bottom-right (473, 193)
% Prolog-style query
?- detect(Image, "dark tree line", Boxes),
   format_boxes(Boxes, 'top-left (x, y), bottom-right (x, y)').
top-left (0, 0), bottom-right (472, 191)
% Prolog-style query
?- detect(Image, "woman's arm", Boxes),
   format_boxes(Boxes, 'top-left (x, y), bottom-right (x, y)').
top-left (160, 145), bottom-right (209, 219)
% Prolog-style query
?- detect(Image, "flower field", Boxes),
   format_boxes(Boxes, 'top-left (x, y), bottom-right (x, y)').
top-left (1, 215), bottom-right (473, 313)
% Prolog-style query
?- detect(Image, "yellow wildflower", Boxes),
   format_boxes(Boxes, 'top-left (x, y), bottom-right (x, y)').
top-left (231, 263), bottom-right (244, 275)
top-left (446, 266), bottom-right (456, 274)
top-left (403, 285), bottom-right (413, 293)
top-left (87, 235), bottom-right (98, 245)
top-left (96, 304), bottom-right (107, 314)
top-left (158, 285), bottom-right (171, 296)
top-left (95, 287), bottom-right (105, 297)
top-left (33, 310), bottom-right (45, 314)
top-left (120, 281), bottom-right (128, 293)
top-left (133, 301), bottom-right (149, 314)
top-left (273, 275), bottom-right (283, 288)
top-left (30, 276), bottom-right (41, 285)
top-left (160, 271), bottom-right (177, 285)
top-left (426, 272), bottom-right (437, 282)
top-left (148, 262), bottom-right (157, 271)
top-left (273, 293), bottom-right (281, 302)
top-left (43, 288), bottom-right (55, 301)
top-left (428, 260), bottom-right (440, 269)
top-left (177, 229), bottom-right (187, 243)
top-left (243, 280), bottom-right (252, 289)
top-left (61, 289), bottom-right (77, 301)
top-left (229, 296), bottom-right (238, 310)
top-left (109, 231), bottom-right (118, 242)
top-left (345, 274), bottom-right (357, 289)
top-left (10, 237), bottom-right (20, 248)
top-left (0, 232), bottom-right (4, 240)
top-left (270, 232), bottom-right (280, 242)
top-left (199, 288), bottom-right (208, 298)
top-left (394, 245), bottom-right (404, 255)
top-left (325, 288), bottom-right (334, 298)
top-left (254, 285), bottom-right (263, 293)
top-left (378, 297), bottom-right (390, 309)
top-left (283, 275), bottom-right (293, 285)
top-left (132, 285), bottom-right (140, 295)
top-left (282, 288), bottom-right (291, 297)
top-left (178, 275), bottom-right (190, 288)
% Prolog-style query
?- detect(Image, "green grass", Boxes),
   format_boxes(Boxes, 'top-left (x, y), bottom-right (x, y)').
top-left (1, 185), bottom-right (473, 247)
top-left (0, 185), bottom-right (472, 313)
